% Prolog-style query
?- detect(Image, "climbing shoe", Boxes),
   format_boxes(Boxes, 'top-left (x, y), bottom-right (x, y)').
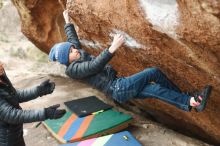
top-left (194, 85), bottom-right (212, 112)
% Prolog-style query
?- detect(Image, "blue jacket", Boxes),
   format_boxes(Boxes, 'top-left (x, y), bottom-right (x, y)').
top-left (64, 23), bottom-right (117, 95)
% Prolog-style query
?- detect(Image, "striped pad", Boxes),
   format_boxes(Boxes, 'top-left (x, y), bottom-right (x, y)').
top-left (60, 131), bottom-right (142, 146)
top-left (43, 109), bottom-right (133, 143)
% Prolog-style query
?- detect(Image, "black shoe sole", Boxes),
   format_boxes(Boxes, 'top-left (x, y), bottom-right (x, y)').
top-left (196, 85), bottom-right (212, 112)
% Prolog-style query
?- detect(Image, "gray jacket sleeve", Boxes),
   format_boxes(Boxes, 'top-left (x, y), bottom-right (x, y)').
top-left (64, 23), bottom-right (81, 50)
top-left (16, 86), bottom-right (39, 103)
top-left (66, 48), bottom-right (113, 79)
top-left (0, 97), bottom-right (46, 124)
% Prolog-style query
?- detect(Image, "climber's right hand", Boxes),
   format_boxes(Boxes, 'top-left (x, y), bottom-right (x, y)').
top-left (109, 34), bottom-right (125, 54)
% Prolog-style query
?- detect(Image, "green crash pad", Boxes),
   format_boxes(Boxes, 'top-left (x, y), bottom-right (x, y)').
top-left (43, 109), bottom-right (133, 143)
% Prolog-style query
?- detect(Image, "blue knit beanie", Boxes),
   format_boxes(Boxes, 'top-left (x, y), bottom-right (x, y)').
top-left (49, 42), bottom-right (72, 66)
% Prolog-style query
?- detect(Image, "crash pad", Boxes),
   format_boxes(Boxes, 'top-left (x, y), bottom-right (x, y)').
top-left (43, 109), bottom-right (133, 143)
top-left (60, 131), bottom-right (142, 146)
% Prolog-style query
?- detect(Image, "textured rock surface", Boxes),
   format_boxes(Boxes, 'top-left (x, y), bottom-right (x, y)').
top-left (12, 0), bottom-right (220, 145)
top-left (11, 0), bottom-right (67, 52)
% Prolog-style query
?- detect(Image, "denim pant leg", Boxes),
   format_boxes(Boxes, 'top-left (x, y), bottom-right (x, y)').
top-left (137, 84), bottom-right (191, 111)
top-left (142, 67), bottom-right (182, 92)
top-left (111, 70), bottom-right (150, 103)
top-left (111, 67), bottom-right (170, 103)
top-left (111, 67), bottom-right (191, 111)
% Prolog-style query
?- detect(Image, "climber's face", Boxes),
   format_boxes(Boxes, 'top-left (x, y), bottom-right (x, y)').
top-left (69, 46), bottom-right (80, 63)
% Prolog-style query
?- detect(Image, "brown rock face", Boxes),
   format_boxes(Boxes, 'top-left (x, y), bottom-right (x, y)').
top-left (11, 0), bottom-right (67, 53)
top-left (12, 0), bottom-right (220, 144)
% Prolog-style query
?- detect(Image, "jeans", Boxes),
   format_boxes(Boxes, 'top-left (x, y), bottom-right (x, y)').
top-left (110, 67), bottom-right (191, 111)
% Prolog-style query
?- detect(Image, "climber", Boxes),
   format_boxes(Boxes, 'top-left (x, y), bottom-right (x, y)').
top-left (49, 10), bottom-right (212, 112)
top-left (0, 62), bottom-right (66, 146)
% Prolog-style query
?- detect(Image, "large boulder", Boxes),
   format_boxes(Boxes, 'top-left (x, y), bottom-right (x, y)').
top-left (12, 0), bottom-right (220, 144)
